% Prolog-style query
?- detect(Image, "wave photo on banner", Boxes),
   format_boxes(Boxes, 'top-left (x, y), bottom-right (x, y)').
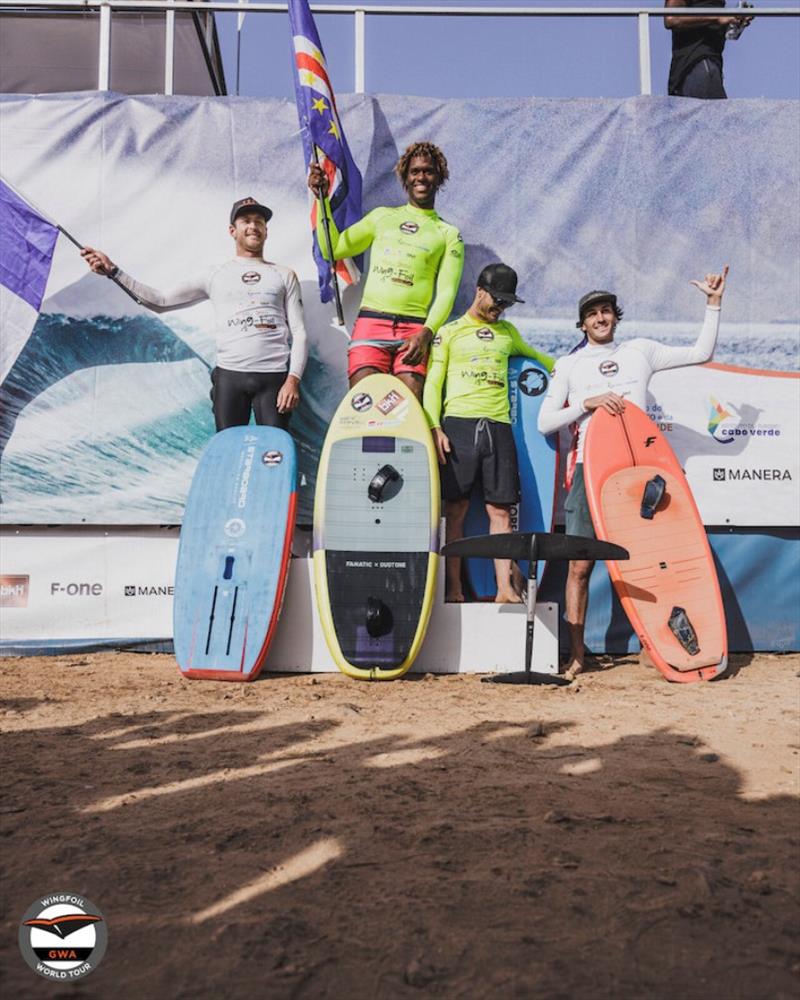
top-left (0, 93), bottom-right (797, 525)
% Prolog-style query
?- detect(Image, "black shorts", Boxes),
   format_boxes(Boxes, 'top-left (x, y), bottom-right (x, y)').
top-left (564, 463), bottom-right (596, 539)
top-left (210, 367), bottom-right (290, 432)
top-left (440, 416), bottom-right (520, 505)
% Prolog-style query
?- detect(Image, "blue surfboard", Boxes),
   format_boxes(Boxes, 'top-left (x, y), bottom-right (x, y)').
top-left (463, 356), bottom-right (558, 598)
top-left (174, 426), bottom-right (297, 681)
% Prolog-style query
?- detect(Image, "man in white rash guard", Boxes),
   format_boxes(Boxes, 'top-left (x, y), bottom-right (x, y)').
top-left (81, 197), bottom-right (308, 431)
top-left (537, 266), bottom-right (728, 680)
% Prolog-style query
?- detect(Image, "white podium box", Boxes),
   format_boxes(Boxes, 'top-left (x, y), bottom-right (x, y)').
top-left (1, 526), bottom-right (559, 675)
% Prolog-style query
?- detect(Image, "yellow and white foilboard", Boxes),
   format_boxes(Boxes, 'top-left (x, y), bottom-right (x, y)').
top-left (313, 374), bottom-right (439, 680)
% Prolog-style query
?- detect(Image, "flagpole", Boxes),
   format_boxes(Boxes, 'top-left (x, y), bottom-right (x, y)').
top-left (235, 0), bottom-right (247, 96)
top-left (312, 145), bottom-right (345, 327)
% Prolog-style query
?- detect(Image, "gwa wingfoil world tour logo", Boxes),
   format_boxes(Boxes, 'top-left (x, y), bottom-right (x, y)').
top-left (18, 892), bottom-right (108, 981)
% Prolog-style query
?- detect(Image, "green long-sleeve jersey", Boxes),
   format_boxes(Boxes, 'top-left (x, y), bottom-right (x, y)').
top-left (423, 312), bottom-right (554, 427)
top-left (316, 202), bottom-right (464, 332)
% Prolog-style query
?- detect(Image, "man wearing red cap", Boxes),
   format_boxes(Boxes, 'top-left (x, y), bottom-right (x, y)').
top-left (81, 197), bottom-right (307, 431)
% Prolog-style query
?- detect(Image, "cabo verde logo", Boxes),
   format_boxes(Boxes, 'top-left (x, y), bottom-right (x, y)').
top-left (399, 221), bottom-right (419, 234)
top-left (262, 450), bottom-right (283, 466)
top-left (241, 271), bottom-right (261, 285)
top-left (708, 397), bottom-right (735, 443)
top-left (19, 893), bottom-right (108, 981)
top-left (599, 360), bottom-right (619, 377)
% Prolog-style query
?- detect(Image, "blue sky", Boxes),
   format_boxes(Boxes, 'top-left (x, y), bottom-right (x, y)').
top-left (216, 0), bottom-right (800, 100)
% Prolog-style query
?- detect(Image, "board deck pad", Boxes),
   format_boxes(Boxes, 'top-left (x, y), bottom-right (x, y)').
top-left (314, 376), bottom-right (439, 679)
top-left (463, 356), bottom-right (557, 597)
top-left (174, 426), bottom-right (297, 681)
top-left (584, 402), bottom-right (727, 683)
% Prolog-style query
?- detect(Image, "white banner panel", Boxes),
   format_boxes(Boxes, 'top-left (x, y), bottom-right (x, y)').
top-left (648, 364), bottom-right (800, 527)
top-left (0, 528), bottom-right (558, 673)
top-left (0, 528), bottom-right (178, 643)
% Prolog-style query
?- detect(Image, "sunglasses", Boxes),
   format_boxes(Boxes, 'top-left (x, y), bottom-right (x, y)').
top-left (484, 290), bottom-right (513, 309)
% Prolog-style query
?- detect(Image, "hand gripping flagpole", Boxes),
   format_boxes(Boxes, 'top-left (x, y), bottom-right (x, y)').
top-left (312, 145), bottom-right (345, 327)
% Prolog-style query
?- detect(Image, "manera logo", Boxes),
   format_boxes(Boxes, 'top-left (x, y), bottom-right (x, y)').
top-left (18, 893), bottom-right (108, 981)
top-left (713, 467), bottom-right (791, 482)
top-left (124, 584), bottom-right (175, 597)
top-left (0, 575), bottom-right (29, 608)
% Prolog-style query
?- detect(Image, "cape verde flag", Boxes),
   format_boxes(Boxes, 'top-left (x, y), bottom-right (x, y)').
top-left (288, 0), bottom-right (363, 303)
top-left (0, 179), bottom-right (59, 383)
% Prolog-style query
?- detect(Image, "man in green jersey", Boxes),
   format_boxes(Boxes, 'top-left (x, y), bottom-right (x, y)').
top-left (423, 263), bottom-right (553, 603)
top-left (308, 141), bottom-right (464, 399)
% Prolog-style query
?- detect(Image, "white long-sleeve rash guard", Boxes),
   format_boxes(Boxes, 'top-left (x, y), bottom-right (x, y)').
top-left (115, 258), bottom-right (309, 379)
top-left (537, 305), bottom-right (721, 462)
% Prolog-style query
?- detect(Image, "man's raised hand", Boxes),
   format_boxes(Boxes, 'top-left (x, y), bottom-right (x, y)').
top-left (690, 265), bottom-right (729, 306)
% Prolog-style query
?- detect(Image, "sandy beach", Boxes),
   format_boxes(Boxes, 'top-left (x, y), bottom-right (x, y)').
top-left (1, 651), bottom-right (799, 999)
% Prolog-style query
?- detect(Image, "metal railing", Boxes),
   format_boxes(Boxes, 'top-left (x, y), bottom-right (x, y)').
top-left (2, 2), bottom-right (798, 96)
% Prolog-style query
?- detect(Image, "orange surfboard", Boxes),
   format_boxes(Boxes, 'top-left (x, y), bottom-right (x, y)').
top-left (584, 402), bottom-right (727, 683)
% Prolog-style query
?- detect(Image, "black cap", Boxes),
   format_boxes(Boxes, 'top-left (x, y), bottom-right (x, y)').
top-left (230, 197), bottom-right (272, 225)
top-left (477, 262), bottom-right (524, 305)
top-left (578, 289), bottom-right (617, 321)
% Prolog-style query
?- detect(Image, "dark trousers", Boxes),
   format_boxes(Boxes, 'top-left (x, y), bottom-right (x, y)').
top-left (673, 57), bottom-right (727, 99)
top-left (210, 367), bottom-right (290, 432)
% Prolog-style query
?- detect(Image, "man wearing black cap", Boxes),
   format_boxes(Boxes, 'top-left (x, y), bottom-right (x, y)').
top-left (538, 267), bottom-right (728, 679)
top-left (81, 197), bottom-right (308, 431)
top-left (423, 263), bottom-right (552, 603)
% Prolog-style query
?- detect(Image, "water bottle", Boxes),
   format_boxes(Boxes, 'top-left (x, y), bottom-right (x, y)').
top-left (726, 0), bottom-right (754, 40)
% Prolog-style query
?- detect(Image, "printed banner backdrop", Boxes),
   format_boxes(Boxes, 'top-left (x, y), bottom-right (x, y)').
top-left (0, 92), bottom-right (798, 527)
top-left (647, 363), bottom-right (799, 526)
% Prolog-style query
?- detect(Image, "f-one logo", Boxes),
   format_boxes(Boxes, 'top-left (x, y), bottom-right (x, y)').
top-left (476, 328), bottom-right (494, 341)
top-left (599, 360), bottom-right (619, 376)
top-left (51, 582), bottom-right (102, 597)
top-left (262, 450), bottom-right (283, 466)
top-left (0, 575), bottom-right (29, 608)
top-left (399, 221), bottom-right (419, 234)
top-left (241, 271), bottom-right (261, 285)
top-left (18, 893), bottom-right (108, 982)
top-left (644, 436), bottom-right (657, 447)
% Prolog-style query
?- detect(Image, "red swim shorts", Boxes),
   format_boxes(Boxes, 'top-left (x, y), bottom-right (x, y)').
top-left (348, 310), bottom-right (428, 379)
